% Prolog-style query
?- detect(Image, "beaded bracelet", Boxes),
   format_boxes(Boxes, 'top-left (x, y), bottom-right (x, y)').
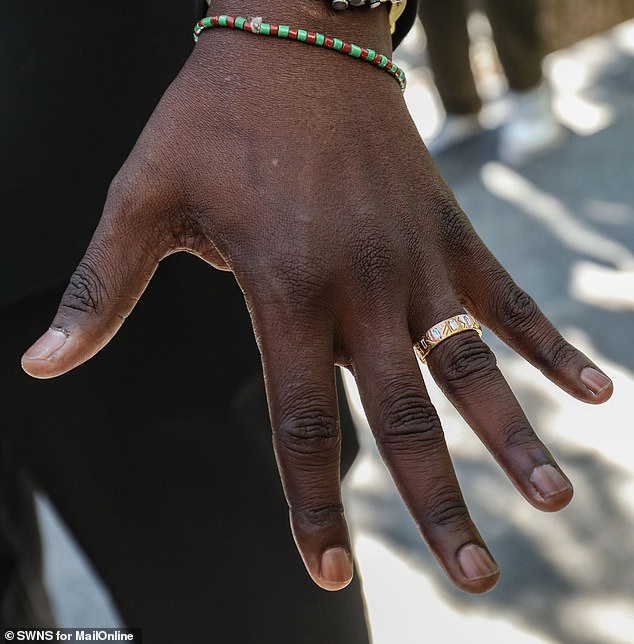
top-left (332, 0), bottom-right (400, 11)
top-left (203, 0), bottom-right (400, 15)
top-left (193, 15), bottom-right (407, 91)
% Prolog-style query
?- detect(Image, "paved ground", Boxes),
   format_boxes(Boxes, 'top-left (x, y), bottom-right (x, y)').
top-left (39, 18), bottom-right (634, 644)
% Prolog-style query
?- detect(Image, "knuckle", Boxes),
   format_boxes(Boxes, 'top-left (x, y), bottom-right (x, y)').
top-left (377, 387), bottom-right (441, 448)
top-left (293, 503), bottom-right (346, 531)
top-left (106, 162), bottom-right (169, 223)
top-left (106, 161), bottom-right (186, 256)
top-left (436, 335), bottom-right (498, 394)
top-left (498, 281), bottom-right (539, 333)
top-left (427, 493), bottom-right (471, 530)
top-left (501, 420), bottom-right (537, 451)
top-left (276, 411), bottom-right (340, 457)
top-left (349, 222), bottom-right (401, 292)
top-left (541, 335), bottom-right (578, 371)
top-left (433, 199), bottom-right (473, 253)
top-left (106, 170), bottom-right (128, 200)
top-left (59, 260), bottom-right (107, 317)
top-left (106, 171), bottom-right (144, 214)
top-left (278, 255), bottom-right (324, 299)
top-left (254, 251), bottom-right (329, 314)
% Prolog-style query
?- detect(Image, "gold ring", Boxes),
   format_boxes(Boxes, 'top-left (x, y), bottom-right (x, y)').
top-left (414, 313), bottom-right (482, 363)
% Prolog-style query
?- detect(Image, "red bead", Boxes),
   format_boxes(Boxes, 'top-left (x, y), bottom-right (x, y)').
top-left (288, 28), bottom-right (298, 39)
top-left (211, 16), bottom-right (219, 26)
top-left (306, 31), bottom-right (317, 44)
top-left (360, 48), bottom-right (369, 59)
top-left (270, 23), bottom-right (279, 35)
top-left (341, 42), bottom-right (352, 54)
top-left (324, 36), bottom-right (334, 48)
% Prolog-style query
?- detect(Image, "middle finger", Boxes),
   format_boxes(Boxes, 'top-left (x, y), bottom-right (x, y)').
top-left (350, 318), bottom-right (500, 593)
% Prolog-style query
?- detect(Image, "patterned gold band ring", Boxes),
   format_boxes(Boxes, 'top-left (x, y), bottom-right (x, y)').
top-left (414, 313), bottom-right (483, 363)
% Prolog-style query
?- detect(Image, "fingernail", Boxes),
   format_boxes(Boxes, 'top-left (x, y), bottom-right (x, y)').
top-left (531, 464), bottom-right (572, 499)
top-left (320, 547), bottom-right (353, 585)
top-left (457, 544), bottom-right (499, 580)
top-left (23, 329), bottom-right (67, 361)
top-left (580, 367), bottom-right (612, 396)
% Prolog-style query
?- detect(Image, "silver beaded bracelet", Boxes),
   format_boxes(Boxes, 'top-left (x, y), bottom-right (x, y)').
top-left (332, 0), bottom-right (400, 10)
top-left (205, 0), bottom-right (401, 13)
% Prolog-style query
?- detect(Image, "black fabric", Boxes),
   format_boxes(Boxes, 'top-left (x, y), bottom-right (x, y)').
top-left (418, 0), bottom-right (541, 114)
top-left (0, 2), bottom-right (196, 305)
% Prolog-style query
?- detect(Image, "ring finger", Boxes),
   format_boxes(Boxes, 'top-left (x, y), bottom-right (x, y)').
top-left (350, 318), bottom-right (500, 593)
top-left (413, 304), bottom-right (574, 513)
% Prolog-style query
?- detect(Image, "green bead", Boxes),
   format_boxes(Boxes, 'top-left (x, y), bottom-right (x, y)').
top-left (260, 23), bottom-right (271, 35)
top-left (278, 25), bottom-right (290, 38)
top-left (297, 29), bottom-right (308, 42)
top-left (235, 17), bottom-right (247, 29)
top-left (350, 44), bottom-right (362, 58)
top-left (202, 17), bottom-right (212, 27)
top-left (365, 48), bottom-right (376, 61)
top-left (218, 15), bottom-right (228, 27)
top-left (315, 33), bottom-right (325, 46)
top-left (378, 55), bottom-right (388, 68)
top-left (332, 38), bottom-right (343, 50)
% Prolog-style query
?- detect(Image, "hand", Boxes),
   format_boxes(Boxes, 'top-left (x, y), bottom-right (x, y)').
top-left (21, 1), bottom-right (612, 594)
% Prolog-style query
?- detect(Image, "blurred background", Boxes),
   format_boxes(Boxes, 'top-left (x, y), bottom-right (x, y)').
top-left (39, 2), bottom-right (634, 642)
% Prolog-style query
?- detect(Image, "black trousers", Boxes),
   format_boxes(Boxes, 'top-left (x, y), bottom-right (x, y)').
top-left (419, 0), bottom-right (543, 114)
top-left (1, 2), bottom-right (370, 641)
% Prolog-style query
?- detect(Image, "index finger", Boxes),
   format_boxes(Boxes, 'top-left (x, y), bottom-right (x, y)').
top-left (254, 312), bottom-right (354, 591)
top-left (350, 320), bottom-right (501, 593)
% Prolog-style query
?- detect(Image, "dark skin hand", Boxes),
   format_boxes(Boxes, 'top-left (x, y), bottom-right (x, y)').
top-left (22, 1), bottom-right (612, 593)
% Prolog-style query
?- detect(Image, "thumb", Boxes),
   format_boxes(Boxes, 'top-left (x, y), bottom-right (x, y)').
top-left (22, 192), bottom-right (163, 379)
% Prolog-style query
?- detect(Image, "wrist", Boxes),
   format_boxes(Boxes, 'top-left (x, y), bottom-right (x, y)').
top-left (182, 0), bottom-right (405, 119)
